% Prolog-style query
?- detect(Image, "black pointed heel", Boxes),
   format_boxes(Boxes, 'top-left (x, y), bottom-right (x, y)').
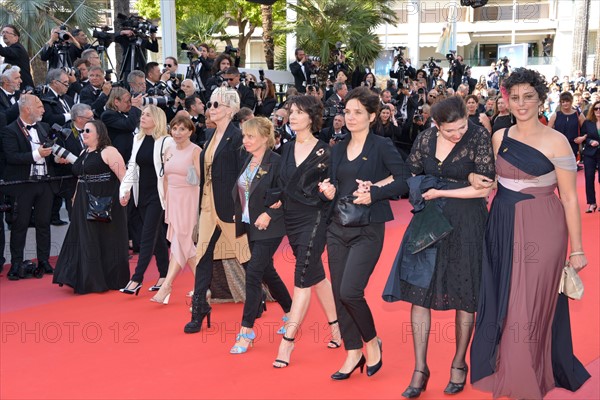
top-left (120, 281), bottom-right (142, 296)
top-left (366, 338), bottom-right (383, 377)
top-left (443, 364), bottom-right (468, 395)
top-left (273, 335), bottom-right (294, 368)
top-left (401, 368), bottom-right (430, 398)
top-left (331, 354), bottom-right (366, 380)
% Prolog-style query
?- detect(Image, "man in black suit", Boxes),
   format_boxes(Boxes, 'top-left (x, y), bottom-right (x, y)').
top-left (223, 67), bottom-right (256, 111)
top-left (289, 48), bottom-right (313, 93)
top-left (41, 69), bottom-right (75, 127)
top-left (319, 113), bottom-right (349, 145)
top-left (39, 27), bottom-right (83, 69)
top-left (101, 87), bottom-right (140, 163)
top-left (0, 25), bottom-right (34, 88)
top-left (324, 82), bottom-right (347, 127)
top-left (0, 65), bottom-right (22, 127)
top-left (115, 29), bottom-right (159, 81)
top-left (80, 66), bottom-right (111, 117)
top-left (1, 94), bottom-right (56, 280)
top-left (66, 59), bottom-right (91, 103)
top-left (68, 29), bottom-right (92, 62)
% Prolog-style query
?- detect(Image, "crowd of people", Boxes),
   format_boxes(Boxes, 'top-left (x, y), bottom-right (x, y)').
top-left (0, 24), bottom-right (596, 398)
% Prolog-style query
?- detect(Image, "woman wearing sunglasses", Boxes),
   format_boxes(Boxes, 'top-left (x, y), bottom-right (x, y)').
top-left (184, 87), bottom-right (250, 334)
top-left (119, 105), bottom-right (174, 296)
top-left (53, 120), bottom-right (130, 293)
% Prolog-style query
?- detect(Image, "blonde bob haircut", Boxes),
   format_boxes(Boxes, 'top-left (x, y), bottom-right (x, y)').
top-left (241, 116), bottom-right (275, 149)
top-left (137, 104), bottom-right (168, 141)
top-left (210, 86), bottom-right (241, 116)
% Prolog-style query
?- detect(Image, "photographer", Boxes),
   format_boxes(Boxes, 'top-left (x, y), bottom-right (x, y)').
top-left (324, 82), bottom-right (347, 127)
top-left (0, 25), bottom-right (34, 88)
top-left (447, 53), bottom-right (465, 91)
top-left (41, 69), bottom-right (75, 126)
top-left (223, 66), bottom-right (256, 110)
top-left (271, 107), bottom-right (294, 143)
top-left (101, 87), bottom-right (140, 162)
top-left (40, 26), bottom-right (81, 69)
top-left (183, 94), bottom-right (206, 146)
top-left (427, 65), bottom-right (441, 91)
top-left (327, 47), bottom-right (350, 79)
top-left (253, 77), bottom-right (277, 118)
top-left (80, 66), bottom-right (111, 117)
top-left (68, 29), bottom-right (92, 61)
top-left (66, 59), bottom-right (91, 102)
top-left (496, 57), bottom-right (510, 83)
top-left (373, 105), bottom-right (401, 144)
top-left (0, 65), bottom-right (22, 126)
top-left (1, 94), bottom-right (56, 280)
top-left (114, 23), bottom-right (159, 80)
top-left (289, 48), bottom-right (314, 93)
top-left (81, 48), bottom-right (101, 67)
top-left (204, 53), bottom-right (234, 93)
top-left (319, 113), bottom-right (348, 145)
top-left (185, 43), bottom-right (213, 94)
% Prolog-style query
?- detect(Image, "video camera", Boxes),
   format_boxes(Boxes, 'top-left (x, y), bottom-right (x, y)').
top-left (248, 69), bottom-right (267, 90)
top-left (92, 25), bottom-right (115, 48)
top-left (116, 13), bottom-right (158, 40)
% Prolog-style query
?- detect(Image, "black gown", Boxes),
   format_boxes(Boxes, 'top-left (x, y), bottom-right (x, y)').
top-left (279, 140), bottom-right (330, 288)
top-left (53, 150), bottom-right (129, 294)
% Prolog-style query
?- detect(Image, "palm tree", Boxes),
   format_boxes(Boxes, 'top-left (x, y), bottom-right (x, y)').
top-left (177, 14), bottom-right (231, 60)
top-left (570, 0), bottom-right (590, 75)
top-left (292, 0), bottom-right (397, 71)
top-left (0, 0), bottom-right (102, 84)
top-left (261, 5), bottom-right (275, 70)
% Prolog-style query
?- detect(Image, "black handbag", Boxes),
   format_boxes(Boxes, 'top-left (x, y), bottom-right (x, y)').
top-left (82, 153), bottom-right (113, 223)
top-left (333, 195), bottom-right (371, 227)
top-left (407, 201), bottom-right (453, 254)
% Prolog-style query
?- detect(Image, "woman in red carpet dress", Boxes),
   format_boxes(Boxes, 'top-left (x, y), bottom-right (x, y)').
top-left (470, 68), bottom-right (590, 400)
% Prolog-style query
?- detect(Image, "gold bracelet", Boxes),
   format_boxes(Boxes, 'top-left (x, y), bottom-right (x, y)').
top-left (569, 251), bottom-right (585, 257)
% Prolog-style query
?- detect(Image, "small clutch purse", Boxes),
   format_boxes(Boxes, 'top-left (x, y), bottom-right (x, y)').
top-left (333, 195), bottom-right (371, 227)
top-left (187, 166), bottom-right (200, 186)
top-left (558, 262), bottom-right (584, 300)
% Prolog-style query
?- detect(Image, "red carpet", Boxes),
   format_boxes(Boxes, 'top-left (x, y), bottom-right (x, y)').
top-left (1, 173), bottom-right (598, 400)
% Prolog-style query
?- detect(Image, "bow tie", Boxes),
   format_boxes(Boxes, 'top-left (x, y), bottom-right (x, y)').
top-left (25, 124), bottom-right (38, 131)
top-left (6, 93), bottom-right (15, 100)
top-left (76, 128), bottom-right (84, 135)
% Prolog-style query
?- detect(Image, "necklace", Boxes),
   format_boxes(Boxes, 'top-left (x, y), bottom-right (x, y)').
top-left (296, 135), bottom-right (314, 144)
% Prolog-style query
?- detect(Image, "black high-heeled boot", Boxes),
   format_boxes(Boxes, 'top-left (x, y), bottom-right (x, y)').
top-left (184, 292), bottom-right (212, 334)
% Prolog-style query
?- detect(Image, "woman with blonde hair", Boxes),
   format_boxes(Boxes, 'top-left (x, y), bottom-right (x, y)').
top-left (119, 105), bottom-right (174, 295)
top-left (184, 87), bottom-right (251, 333)
top-left (229, 116), bottom-right (292, 353)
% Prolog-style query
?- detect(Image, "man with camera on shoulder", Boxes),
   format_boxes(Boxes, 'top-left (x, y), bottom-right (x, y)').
top-left (1, 94), bottom-right (56, 280)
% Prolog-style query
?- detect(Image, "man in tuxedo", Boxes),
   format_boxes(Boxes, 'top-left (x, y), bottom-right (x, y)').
top-left (68, 29), bottom-right (92, 62)
top-left (184, 95), bottom-right (206, 146)
top-left (41, 69), bottom-right (75, 127)
top-left (66, 59), bottom-right (91, 103)
top-left (324, 82), bottom-right (347, 127)
top-left (81, 49), bottom-right (101, 68)
top-left (80, 66), bottom-right (111, 117)
top-left (0, 65), bottom-right (22, 127)
top-left (0, 25), bottom-right (34, 88)
top-left (49, 103), bottom-right (90, 224)
top-left (289, 48), bottom-right (313, 93)
top-left (115, 29), bottom-right (159, 80)
top-left (39, 27), bottom-right (82, 69)
top-left (1, 94), bottom-right (56, 279)
top-left (223, 67), bottom-right (256, 110)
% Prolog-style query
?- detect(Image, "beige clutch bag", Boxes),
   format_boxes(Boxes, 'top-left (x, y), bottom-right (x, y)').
top-left (558, 262), bottom-right (584, 300)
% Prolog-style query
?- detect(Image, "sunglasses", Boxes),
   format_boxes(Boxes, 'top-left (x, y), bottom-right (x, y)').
top-left (83, 128), bottom-right (95, 133)
top-left (429, 95), bottom-right (437, 98)
top-left (226, 78), bottom-right (236, 81)
top-left (594, 107), bottom-right (600, 111)
top-left (164, 64), bottom-right (172, 68)
top-left (206, 101), bottom-right (228, 109)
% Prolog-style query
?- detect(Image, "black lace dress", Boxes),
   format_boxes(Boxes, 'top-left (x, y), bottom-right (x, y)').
top-left (397, 123), bottom-right (495, 312)
top-left (53, 150), bottom-right (130, 294)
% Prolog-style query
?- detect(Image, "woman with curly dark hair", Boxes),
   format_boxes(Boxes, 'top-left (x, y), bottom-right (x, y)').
top-left (470, 68), bottom-right (590, 399)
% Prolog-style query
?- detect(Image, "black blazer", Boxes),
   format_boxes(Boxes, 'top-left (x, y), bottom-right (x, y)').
top-left (581, 120), bottom-right (600, 157)
top-left (236, 84), bottom-right (257, 111)
top-left (289, 61), bottom-right (311, 93)
top-left (80, 85), bottom-right (109, 118)
top-left (41, 91), bottom-right (74, 127)
top-left (0, 43), bottom-right (34, 88)
top-left (0, 90), bottom-right (20, 126)
top-left (329, 133), bottom-right (410, 223)
top-left (1, 120), bottom-right (55, 182)
top-left (100, 107), bottom-right (141, 162)
top-left (232, 149), bottom-right (285, 241)
top-left (200, 122), bottom-right (247, 223)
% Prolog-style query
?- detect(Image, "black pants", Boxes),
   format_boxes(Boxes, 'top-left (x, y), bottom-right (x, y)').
top-left (193, 226), bottom-right (221, 300)
top-left (126, 200), bottom-right (142, 251)
top-left (327, 221), bottom-right (385, 350)
top-left (51, 178), bottom-right (76, 220)
top-left (583, 153), bottom-right (600, 205)
top-left (9, 182), bottom-right (53, 265)
top-left (242, 237), bottom-right (292, 328)
top-left (130, 200), bottom-right (169, 283)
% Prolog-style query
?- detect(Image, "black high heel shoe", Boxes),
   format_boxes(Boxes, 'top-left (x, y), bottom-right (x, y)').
top-left (184, 293), bottom-right (212, 333)
top-left (327, 320), bottom-right (342, 349)
top-left (402, 368), bottom-right (430, 398)
top-left (120, 281), bottom-right (142, 296)
top-left (585, 204), bottom-right (597, 213)
top-left (366, 337), bottom-right (383, 377)
top-left (273, 335), bottom-right (295, 368)
top-left (331, 354), bottom-right (366, 380)
top-left (444, 364), bottom-right (468, 395)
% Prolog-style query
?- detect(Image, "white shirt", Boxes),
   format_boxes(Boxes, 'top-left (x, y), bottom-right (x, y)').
top-left (20, 119), bottom-right (48, 177)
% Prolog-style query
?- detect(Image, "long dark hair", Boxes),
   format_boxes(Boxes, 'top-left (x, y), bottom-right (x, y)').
top-left (85, 120), bottom-right (112, 150)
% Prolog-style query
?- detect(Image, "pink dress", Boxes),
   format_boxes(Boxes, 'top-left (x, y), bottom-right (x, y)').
top-left (164, 143), bottom-right (200, 268)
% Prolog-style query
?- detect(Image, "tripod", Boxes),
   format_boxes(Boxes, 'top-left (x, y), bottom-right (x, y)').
top-left (97, 44), bottom-right (116, 80)
top-left (119, 39), bottom-right (147, 82)
top-left (55, 42), bottom-right (72, 69)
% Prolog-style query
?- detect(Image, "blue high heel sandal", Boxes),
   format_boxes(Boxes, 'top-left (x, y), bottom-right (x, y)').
top-left (230, 331), bottom-right (256, 354)
top-left (277, 315), bottom-right (289, 335)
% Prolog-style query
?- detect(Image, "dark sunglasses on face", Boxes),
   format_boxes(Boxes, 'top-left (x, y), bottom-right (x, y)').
top-left (594, 107), bottom-right (600, 111)
top-left (164, 64), bottom-right (172, 68)
top-left (207, 101), bottom-right (221, 109)
top-left (84, 128), bottom-right (93, 133)
top-left (226, 78), bottom-right (236, 81)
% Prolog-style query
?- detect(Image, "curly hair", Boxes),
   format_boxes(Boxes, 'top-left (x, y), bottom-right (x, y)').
top-left (501, 67), bottom-right (548, 103)
top-left (286, 95), bottom-right (323, 133)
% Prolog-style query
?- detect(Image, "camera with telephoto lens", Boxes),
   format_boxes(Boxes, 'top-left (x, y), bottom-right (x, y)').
top-left (92, 25), bottom-right (115, 47)
top-left (17, 260), bottom-right (44, 279)
top-left (307, 56), bottom-right (321, 63)
top-left (224, 45), bottom-right (238, 55)
top-left (48, 125), bottom-right (80, 164)
top-left (413, 106), bottom-right (424, 123)
top-left (61, 66), bottom-right (81, 80)
top-left (117, 13), bottom-right (158, 40)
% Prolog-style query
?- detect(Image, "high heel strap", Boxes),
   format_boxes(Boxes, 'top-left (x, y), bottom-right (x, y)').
top-left (328, 320), bottom-right (339, 325)
top-left (282, 335), bottom-right (295, 342)
top-left (451, 365), bottom-right (468, 373)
